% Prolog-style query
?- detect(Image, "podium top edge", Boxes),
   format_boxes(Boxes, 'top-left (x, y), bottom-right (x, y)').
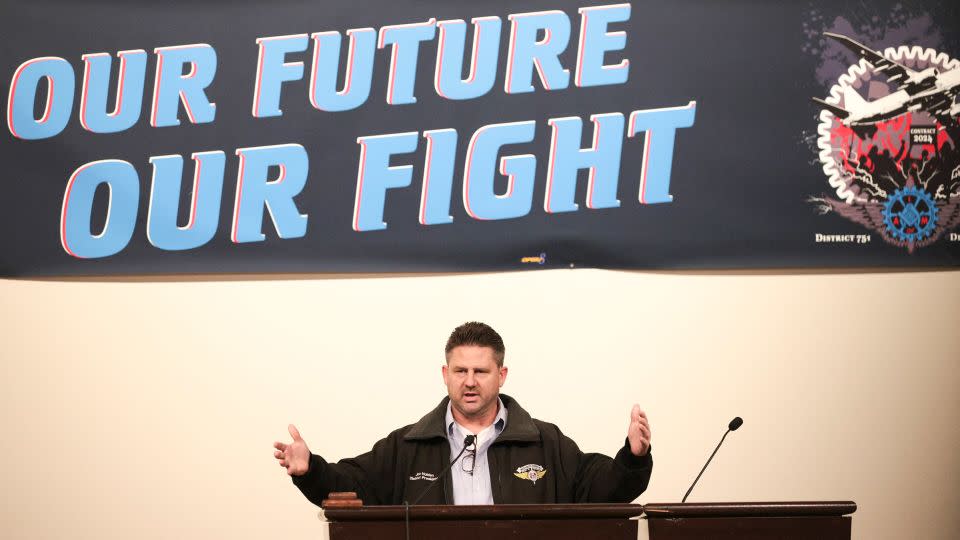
top-left (643, 501), bottom-right (857, 518)
top-left (323, 503), bottom-right (644, 521)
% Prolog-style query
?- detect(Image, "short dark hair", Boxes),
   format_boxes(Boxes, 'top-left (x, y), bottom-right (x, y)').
top-left (445, 322), bottom-right (506, 367)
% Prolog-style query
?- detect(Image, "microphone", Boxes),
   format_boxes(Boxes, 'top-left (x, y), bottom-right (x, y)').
top-left (681, 417), bottom-right (742, 503)
top-left (404, 435), bottom-right (476, 540)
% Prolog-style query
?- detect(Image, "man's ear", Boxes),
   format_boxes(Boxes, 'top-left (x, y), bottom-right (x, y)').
top-left (499, 366), bottom-right (508, 387)
top-left (442, 364), bottom-right (449, 384)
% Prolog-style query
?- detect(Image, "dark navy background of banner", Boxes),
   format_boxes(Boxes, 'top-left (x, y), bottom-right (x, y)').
top-left (2, 0), bottom-right (959, 276)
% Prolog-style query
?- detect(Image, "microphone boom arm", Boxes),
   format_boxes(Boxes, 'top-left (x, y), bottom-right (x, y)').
top-left (682, 428), bottom-right (731, 504)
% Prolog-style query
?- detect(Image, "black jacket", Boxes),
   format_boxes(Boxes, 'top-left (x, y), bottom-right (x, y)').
top-left (293, 395), bottom-right (652, 506)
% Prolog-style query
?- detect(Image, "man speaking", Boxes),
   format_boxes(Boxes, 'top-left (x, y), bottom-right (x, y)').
top-left (274, 322), bottom-right (652, 505)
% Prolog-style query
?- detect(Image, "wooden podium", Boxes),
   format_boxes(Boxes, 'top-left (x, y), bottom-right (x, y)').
top-left (643, 501), bottom-right (857, 539)
top-left (322, 502), bottom-right (644, 540)
top-left (321, 497), bottom-right (856, 540)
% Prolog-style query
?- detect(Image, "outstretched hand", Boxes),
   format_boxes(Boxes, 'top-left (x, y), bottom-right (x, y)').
top-left (627, 405), bottom-right (651, 457)
top-left (274, 424), bottom-right (311, 476)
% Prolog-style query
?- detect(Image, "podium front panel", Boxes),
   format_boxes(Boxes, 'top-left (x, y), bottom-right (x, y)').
top-left (647, 515), bottom-right (851, 540)
top-left (331, 518), bottom-right (637, 540)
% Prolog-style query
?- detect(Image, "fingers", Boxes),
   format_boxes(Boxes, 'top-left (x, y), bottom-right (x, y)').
top-left (274, 434), bottom-right (300, 476)
top-left (629, 420), bottom-right (650, 442)
top-left (275, 450), bottom-right (292, 473)
top-left (631, 404), bottom-right (647, 421)
top-left (275, 448), bottom-right (289, 468)
top-left (630, 405), bottom-right (649, 431)
top-left (628, 404), bottom-right (652, 455)
top-left (634, 420), bottom-right (651, 441)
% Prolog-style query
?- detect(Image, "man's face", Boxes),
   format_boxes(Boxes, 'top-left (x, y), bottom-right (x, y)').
top-left (442, 345), bottom-right (508, 422)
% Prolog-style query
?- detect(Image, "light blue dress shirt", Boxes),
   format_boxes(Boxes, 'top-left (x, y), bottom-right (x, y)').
top-left (445, 397), bottom-right (508, 505)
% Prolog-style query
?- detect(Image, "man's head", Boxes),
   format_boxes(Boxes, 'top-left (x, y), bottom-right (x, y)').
top-left (442, 322), bottom-right (508, 424)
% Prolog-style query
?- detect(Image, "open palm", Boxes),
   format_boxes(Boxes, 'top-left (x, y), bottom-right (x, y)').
top-left (274, 424), bottom-right (311, 476)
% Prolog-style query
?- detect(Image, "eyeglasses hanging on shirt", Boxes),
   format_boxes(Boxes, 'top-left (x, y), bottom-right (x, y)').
top-left (461, 440), bottom-right (477, 475)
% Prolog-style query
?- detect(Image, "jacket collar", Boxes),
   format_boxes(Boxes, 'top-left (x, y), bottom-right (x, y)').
top-left (403, 394), bottom-right (540, 443)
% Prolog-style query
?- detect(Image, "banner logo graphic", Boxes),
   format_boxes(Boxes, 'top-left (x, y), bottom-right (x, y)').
top-left (811, 32), bottom-right (960, 251)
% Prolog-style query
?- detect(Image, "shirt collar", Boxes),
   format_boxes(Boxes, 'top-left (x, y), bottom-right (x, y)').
top-left (445, 397), bottom-right (508, 439)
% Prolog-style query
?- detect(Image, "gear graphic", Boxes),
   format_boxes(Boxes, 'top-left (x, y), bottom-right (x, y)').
top-left (882, 187), bottom-right (939, 242)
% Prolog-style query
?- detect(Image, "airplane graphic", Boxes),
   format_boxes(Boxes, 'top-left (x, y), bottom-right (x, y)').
top-left (812, 32), bottom-right (960, 133)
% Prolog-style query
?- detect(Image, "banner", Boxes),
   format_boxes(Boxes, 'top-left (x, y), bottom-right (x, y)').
top-left (2, 0), bottom-right (959, 276)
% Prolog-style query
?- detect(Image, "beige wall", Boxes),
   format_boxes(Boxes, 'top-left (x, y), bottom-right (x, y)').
top-left (1, 269), bottom-right (958, 539)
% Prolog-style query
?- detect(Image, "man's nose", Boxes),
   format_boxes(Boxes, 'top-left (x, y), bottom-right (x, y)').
top-left (465, 371), bottom-right (477, 387)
